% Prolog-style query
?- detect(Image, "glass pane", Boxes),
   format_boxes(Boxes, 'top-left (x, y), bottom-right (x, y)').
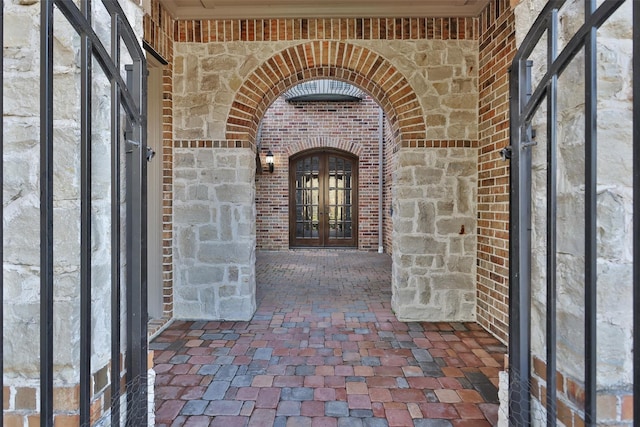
top-left (295, 157), bottom-right (320, 240)
top-left (327, 156), bottom-right (353, 241)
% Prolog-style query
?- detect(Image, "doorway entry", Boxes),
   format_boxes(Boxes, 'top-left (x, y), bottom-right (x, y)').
top-left (289, 149), bottom-right (358, 248)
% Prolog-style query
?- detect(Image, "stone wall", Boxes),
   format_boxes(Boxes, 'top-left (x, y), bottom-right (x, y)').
top-left (511, 0), bottom-right (634, 425)
top-left (391, 147), bottom-right (478, 321)
top-left (3, 0), bottom-right (146, 425)
top-left (173, 146), bottom-right (257, 320)
top-left (173, 38), bottom-right (478, 143)
top-left (172, 23), bottom-right (479, 321)
top-left (476, 0), bottom-right (515, 345)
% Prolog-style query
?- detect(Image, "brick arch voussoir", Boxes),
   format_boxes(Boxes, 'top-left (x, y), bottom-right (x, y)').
top-left (285, 137), bottom-right (364, 158)
top-left (226, 41), bottom-right (426, 144)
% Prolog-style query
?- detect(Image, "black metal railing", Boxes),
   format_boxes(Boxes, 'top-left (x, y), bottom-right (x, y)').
top-left (2, 0), bottom-right (149, 425)
top-left (509, 0), bottom-right (636, 426)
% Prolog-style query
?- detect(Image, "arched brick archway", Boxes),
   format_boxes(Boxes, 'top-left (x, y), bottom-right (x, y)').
top-left (224, 40), bottom-right (426, 144)
top-left (284, 137), bottom-right (364, 158)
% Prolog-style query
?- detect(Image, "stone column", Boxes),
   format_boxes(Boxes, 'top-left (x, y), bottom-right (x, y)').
top-left (173, 147), bottom-right (257, 320)
top-left (391, 147), bottom-right (477, 321)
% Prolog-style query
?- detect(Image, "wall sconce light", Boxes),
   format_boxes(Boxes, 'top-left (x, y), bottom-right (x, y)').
top-left (265, 150), bottom-right (274, 173)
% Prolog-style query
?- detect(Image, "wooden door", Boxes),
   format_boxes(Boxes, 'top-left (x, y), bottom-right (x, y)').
top-left (290, 150), bottom-right (358, 248)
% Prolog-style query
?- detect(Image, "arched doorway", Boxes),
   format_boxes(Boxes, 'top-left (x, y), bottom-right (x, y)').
top-left (289, 149), bottom-right (358, 248)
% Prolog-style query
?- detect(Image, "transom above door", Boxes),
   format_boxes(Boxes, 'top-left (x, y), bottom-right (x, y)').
top-left (289, 150), bottom-right (358, 248)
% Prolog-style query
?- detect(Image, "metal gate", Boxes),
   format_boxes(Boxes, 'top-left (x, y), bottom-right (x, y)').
top-left (509, 1), bottom-right (638, 426)
top-left (2, 0), bottom-right (148, 426)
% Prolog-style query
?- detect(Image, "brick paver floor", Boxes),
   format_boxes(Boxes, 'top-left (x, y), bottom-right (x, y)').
top-left (152, 250), bottom-right (506, 427)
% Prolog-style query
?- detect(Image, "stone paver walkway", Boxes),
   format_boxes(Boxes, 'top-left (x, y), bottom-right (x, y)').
top-left (152, 250), bottom-right (506, 427)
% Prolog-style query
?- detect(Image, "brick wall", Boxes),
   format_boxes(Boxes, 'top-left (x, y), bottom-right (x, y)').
top-left (256, 95), bottom-right (387, 251)
top-left (476, 0), bottom-right (515, 344)
top-left (144, 0), bottom-right (176, 324)
top-left (530, 356), bottom-right (633, 426)
top-left (175, 17), bottom-right (479, 42)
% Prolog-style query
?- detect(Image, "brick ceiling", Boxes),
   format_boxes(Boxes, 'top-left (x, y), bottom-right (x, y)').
top-left (160, 0), bottom-right (490, 20)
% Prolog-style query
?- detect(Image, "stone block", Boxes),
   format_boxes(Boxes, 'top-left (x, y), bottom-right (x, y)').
top-left (430, 273), bottom-right (474, 291)
top-left (175, 301), bottom-right (206, 319)
top-left (201, 74), bottom-right (221, 91)
top-left (218, 205), bottom-right (234, 240)
top-left (414, 168), bottom-right (445, 185)
top-left (417, 284), bottom-right (431, 305)
top-left (596, 190), bottom-right (629, 259)
top-left (218, 285), bottom-right (237, 298)
top-left (177, 226), bottom-right (197, 259)
top-left (446, 160), bottom-right (476, 176)
top-left (395, 187), bottom-right (425, 200)
top-left (174, 169), bottom-right (198, 180)
top-left (218, 296), bottom-right (255, 321)
top-left (200, 168), bottom-right (237, 184)
top-left (175, 152), bottom-right (195, 168)
top-left (416, 201), bottom-right (435, 234)
top-left (398, 152), bottom-right (426, 166)
top-left (214, 184), bottom-right (253, 204)
top-left (195, 150), bottom-right (214, 169)
top-left (395, 168), bottom-right (414, 185)
top-left (174, 204), bottom-right (211, 224)
top-left (435, 218), bottom-right (474, 236)
top-left (397, 201), bottom-right (415, 219)
top-left (5, 12), bottom-right (35, 48)
top-left (427, 66), bottom-right (453, 81)
top-left (436, 200), bottom-right (454, 216)
top-left (442, 94), bottom-right (476, 110)
top-left (215, 153), bottom-right (239, 168)
top-left (197, 242), bottom-right (253, 264)
top-left (187, 184), bottom-right (209, 200)
top-left (198, 225), bottom-right (218, 241)
top-left (426, 114), bottom-right (447, 127)
top-left (189, 266), bottom-right (225, 285)
top-left (394, 288), bottom-right (417, 306)
top-left (4, 196), bottom-right (40, 266)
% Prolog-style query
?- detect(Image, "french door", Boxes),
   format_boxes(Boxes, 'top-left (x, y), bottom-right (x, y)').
top-left (289, 150), bottom-right (358, 248)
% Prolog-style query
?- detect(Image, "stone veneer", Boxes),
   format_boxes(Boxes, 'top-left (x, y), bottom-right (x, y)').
top-left (3, 0), bottom-right (149, 425)
top-left (173, 146), bottom-right (257, 320)
top-left (494, 0), bottom-right (635, 425)
top-left (172, 28), bottom-right (480, 321)
top-left (392, 147), bottom-right (478, 321)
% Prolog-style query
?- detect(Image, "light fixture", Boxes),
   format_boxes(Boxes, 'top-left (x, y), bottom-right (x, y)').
top-left (265, 150), bottom-right (274, 173)
top-left (283, 79), bottom-right (365, 102)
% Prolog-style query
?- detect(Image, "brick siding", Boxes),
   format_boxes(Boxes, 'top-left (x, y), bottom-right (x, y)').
top-left (256, 96), bottom-right (388, 251)
top-left (530, 355), bottom-right (633, 426)
top-left (476, 0), bottom-right (516, 344)
top-left (144, 0), bottom-right (176, 323)
top-left (175, 18), bottom-right (479, 43)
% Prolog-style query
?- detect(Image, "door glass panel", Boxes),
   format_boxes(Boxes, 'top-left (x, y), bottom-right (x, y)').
top-left (328, 155), bottom-right (353, 240)
top-left (295, 156), bottom-right (320, 239)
